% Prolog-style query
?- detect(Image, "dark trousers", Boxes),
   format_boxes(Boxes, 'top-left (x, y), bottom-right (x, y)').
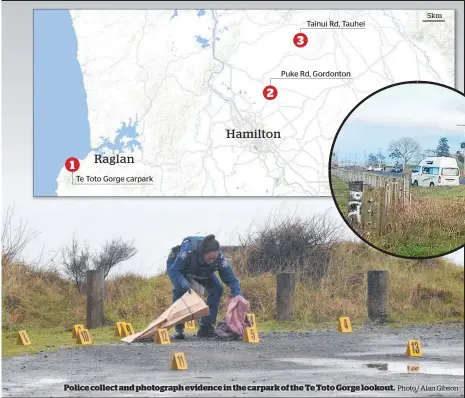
top-left (173, 273), bottom-right (224, 332)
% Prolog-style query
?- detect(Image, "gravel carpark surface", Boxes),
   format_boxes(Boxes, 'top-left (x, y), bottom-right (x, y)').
top-left (2, 323), bottom-right (463, 397)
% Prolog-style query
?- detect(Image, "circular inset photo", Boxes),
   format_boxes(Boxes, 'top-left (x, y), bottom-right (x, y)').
top-left (329, 81), bottom-right (465, 259)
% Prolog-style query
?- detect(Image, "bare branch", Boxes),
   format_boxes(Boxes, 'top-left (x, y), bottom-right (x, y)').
top-left (93, 238), bottom-right (138, 278)
top-left (388, 137), bottom-right (421, 168)
top-left (61, 235), bottom-right (91, 292)
top-left (2, 205), bottom-right (39, 263)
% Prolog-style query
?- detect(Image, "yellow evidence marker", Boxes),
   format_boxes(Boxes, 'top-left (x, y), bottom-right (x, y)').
top-left (243, 327), bottom-right (260, 343)
top-left (72, 324), bottom-right (85, 339)
top-left (171, 352), bottom-right (188, 370)
top-left (407, 365), bottom-right (421, 373)
top-left (76, 329), bottom-right (93, 345)
top-left (338, 317), bottom-right (352, 333)
top-left (184, 320), bottom-right (196, 332)
top-left (121, 322), bottom-right (135, 337)
top-left (154, 328), bottom-right (171, 345)
top-left (405, 340), bottom-right (422, 357)
top-left (247, 313), bottom-right (257, 330)
top-left (114, 322), bottom-right (124, 337)
top-left (17, 330), bottom-right (31, 345)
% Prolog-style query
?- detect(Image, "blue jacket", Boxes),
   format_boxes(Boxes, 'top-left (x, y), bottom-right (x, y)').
top-left (167, 237), bottom-right (241, 297)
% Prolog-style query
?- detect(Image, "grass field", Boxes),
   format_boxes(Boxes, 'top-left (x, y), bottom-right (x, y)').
top-left (330, 175), bottom-right (349, 216)
top-left (3, 243), bottom-right (463, 358)
top-left (331, 176), bottom-right (465, 257)
top-left (412, 185), bottom-right (465, 199)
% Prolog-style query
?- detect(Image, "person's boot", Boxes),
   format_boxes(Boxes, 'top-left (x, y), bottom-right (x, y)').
top-left (196, 323), bottom-right (215, 338)
top-left (173, 325), bottom-right (185, 340)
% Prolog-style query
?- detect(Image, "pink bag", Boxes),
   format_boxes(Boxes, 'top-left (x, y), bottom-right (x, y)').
top-left (214, 296), bottom-right (251, 339)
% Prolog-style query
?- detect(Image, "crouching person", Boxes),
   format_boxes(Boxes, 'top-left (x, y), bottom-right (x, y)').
top-left (166, 234), bottom-right (242, 339)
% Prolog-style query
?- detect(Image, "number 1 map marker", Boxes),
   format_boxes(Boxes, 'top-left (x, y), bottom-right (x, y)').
top-left (65, 157), bottom-right (80, 173)
top-left (263, 85), bottom-right (278, 100)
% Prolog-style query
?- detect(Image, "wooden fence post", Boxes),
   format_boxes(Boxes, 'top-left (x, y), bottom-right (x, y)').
top-left (361, 186), bottom-right (374, 233)
top-left (276, 273), bottom-right (296, 321)
top-left (376, 186), bottom-right (386, 235)
top-left (86, 270), bottom-right (104, 329)
top-left (367, 270), bottom-right (388, 322)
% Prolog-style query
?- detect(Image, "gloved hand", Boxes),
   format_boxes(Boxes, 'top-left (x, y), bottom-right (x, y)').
top-left (181, 279), bottom-right (192, 294)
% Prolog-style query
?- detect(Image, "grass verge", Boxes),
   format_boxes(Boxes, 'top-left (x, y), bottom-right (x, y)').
top-left (2, 326), bottom-right (122, 359)
top-left (330, 176), bottom-right (348, 216)
top-left (411, 186), bottom-right (465, 199)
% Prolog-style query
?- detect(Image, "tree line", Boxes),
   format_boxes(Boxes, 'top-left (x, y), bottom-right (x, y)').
top-left (365, 137), bottom-right (464, 168)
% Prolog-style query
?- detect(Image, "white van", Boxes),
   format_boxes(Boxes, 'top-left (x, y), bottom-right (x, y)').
top-left (410, 157), bottom-right (460, 187)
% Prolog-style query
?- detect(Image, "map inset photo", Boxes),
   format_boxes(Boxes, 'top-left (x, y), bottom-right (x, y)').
top-left (329, 81), bottom-right (465, 259)
top-left (33, 9), bottom-right (455, 196)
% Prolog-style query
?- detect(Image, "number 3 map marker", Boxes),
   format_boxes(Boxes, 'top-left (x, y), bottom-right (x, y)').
top-left (293, 33), bottom-right (308, 48)
top-left (263, 85), bottom-right (278, 100)
top-left (65, 157), bottom-right (80, 173)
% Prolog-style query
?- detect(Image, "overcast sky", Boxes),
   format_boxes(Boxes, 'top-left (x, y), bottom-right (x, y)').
top-left (2, 196), bottom-right (362, 277)
top-left (334, 83), bottom-right (465, 165)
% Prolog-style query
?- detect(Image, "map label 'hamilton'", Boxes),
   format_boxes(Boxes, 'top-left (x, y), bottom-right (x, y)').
top-left (226, 129), bottom-right (281, 139)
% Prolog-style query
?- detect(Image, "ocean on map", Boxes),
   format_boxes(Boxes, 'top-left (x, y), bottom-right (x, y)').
top-left (33, 10), bottom-right (91, 196)
top-left (34, 10), bottom-right (143, 196)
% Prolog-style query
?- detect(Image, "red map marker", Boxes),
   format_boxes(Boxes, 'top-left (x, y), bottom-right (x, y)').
top-left (263, 85), bottom-right (278, 100)
top-left (293, 33), bottom-right (308, 48)
top-left (65, 157), bottom-right (80, 172)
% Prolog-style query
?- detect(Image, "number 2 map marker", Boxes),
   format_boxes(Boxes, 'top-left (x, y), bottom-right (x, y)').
top-left (65, 157), bottom-right (80, 173)
top-left (293, 33), bottom-right (308, 48)
top-left (263, 85), bottom-right (278, 100)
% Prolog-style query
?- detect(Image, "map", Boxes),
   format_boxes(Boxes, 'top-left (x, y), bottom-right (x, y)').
top-left (33, 9), bottom-right (455, 196)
